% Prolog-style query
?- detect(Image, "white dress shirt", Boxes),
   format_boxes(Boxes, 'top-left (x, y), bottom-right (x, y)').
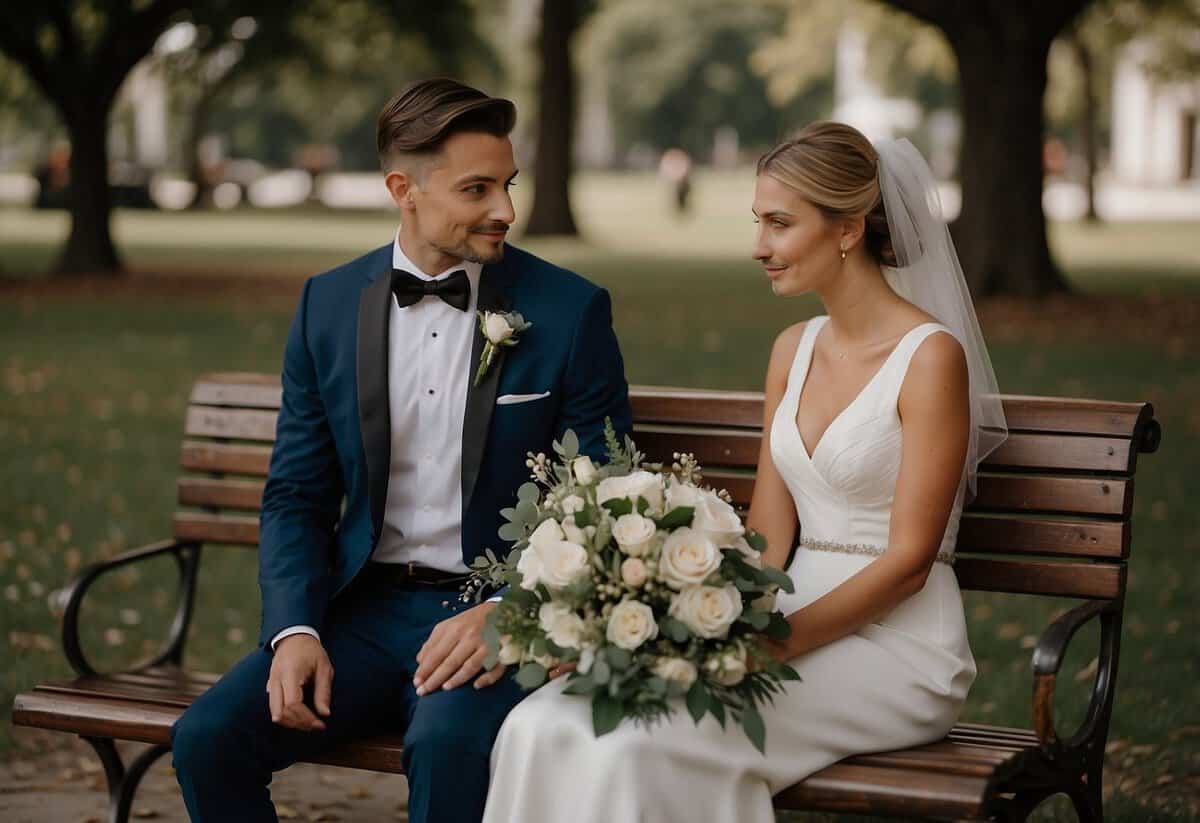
top-left (271, 231), bottom-right (483, 649)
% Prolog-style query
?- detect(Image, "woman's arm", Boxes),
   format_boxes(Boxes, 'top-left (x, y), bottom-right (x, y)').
top-left (745, 323), bottom-right (806, 571)
top-left (768, 331), bottom-right (970, 661)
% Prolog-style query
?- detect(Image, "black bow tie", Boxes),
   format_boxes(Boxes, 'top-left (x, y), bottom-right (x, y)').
top-left (391, 268), bottom-right (471, 311)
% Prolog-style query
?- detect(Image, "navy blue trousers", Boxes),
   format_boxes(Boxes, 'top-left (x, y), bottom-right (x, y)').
top-left (170, 571), bottom-right (526, 823)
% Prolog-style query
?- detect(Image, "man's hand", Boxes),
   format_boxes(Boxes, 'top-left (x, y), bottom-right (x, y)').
top-left (414, 601), bottom-right (505, 695)
top-left (267, 634), bottom-right (334, 731)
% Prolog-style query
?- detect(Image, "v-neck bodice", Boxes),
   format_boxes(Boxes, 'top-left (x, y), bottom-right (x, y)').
top-left (770, 316), bottom-right (965, 555)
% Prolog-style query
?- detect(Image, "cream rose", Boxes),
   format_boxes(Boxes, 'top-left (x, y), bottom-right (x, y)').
top-left (653, 657), bottom-right (698, 689)
top-left (658, 527), bottom-right (721, 589)
top-left (539, 602), bottom-right (585, 650)
top-left (621, 557), bottom-right (648, 588)
top-left (561, 494), bottom-right (586, 515)
top-left (611, 513), bottom-right (656, 557)
top-left (528, 517), bottom-right (565, 549)
top-left (561, 518), bottom-right (588, 546)
top-left (572, 456), bottom-right (598, 486)
top-left (664, 477), bottom-right (703, 511)
top-left (705, 644), bottom-right (748, 686)
top-left (497, 636), bottom-right (523, 665)
top-left (691, 492), bottom-right (744, 547)
top-left (597, 471), bottom-right (664, 511)
top-left (538, 540), bottom-right (590, 589)
top-left (669, 584), bottom-right (743, 639)
top-left (606, 599), bottom-right (659, 650)
top-left (484, 313), bottom-right (515, 344)
top-left (516, 546), bottom-right (543, 590)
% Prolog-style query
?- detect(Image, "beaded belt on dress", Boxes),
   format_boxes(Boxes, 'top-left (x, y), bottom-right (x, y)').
top-left (800, 536), bottom-right (955, 565)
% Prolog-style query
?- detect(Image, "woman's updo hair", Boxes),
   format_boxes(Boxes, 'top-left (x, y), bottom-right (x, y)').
top-left (756, 121), bottom-right (898, 267)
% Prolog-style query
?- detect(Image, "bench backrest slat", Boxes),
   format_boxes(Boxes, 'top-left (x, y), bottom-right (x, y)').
top-left (175, 375), bottom-right (1158, 601)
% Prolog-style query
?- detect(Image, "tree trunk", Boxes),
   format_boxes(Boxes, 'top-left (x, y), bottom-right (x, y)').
top-left (56, 99), bottom-right (122, 275)
top-left (948, 23), bottom-right (1069, 296)
top-left (1072, 34), bottom-right (1101, 223)
top-left (524, 0), bottom-right (580, 237)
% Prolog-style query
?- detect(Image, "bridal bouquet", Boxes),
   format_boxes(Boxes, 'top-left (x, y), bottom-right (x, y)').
top-left (467, 422), bottom-right (800, 752)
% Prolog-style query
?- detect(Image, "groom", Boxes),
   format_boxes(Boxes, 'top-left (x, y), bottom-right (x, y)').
top-left (170, 78), bottom-right (632, 822)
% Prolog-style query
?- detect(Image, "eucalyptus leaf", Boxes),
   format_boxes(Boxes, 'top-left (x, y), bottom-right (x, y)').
top-left (591, 658), bottom-right (611, 685)
top-left (515, 500), bottom-right (539, 523)
top-left (498, 522), bottom-right (525, 542)
top-left (561, 429), bottom-right (580, 460)
top-left (515, 663), bottom-right (547, 690)
top-left (517, 483), bottom-right (540, 504)
top-left (607, 647), bottom-right (632, 670)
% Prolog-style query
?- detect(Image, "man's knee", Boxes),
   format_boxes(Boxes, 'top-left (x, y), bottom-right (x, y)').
top-left (171, 701), bottom-right (237, 777)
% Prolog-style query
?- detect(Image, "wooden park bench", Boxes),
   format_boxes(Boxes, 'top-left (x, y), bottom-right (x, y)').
top-left (12, 373), bottom-right (1161, 822)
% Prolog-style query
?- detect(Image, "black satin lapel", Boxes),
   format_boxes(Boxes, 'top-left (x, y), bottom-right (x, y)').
top-left (356, 271), bottom-right (394, 545)
top-left (461, 266), bottom-right (514, 515)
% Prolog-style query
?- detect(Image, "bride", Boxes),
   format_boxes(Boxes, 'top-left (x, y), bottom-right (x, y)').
top-left (481, 122), bottom-right (1008, 823)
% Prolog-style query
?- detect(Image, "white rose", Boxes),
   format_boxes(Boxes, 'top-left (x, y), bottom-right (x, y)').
top-left (538, 540), bottom-right (590, 589)
top-left (516, 547), bottom-right (543, 590)
top-left (691, 492), bottom-right (744, 547)
top-left (621, 557), bottom-right (648, 588)
top-left (539, 602), bottom-right (585, 650)
top-left (484, 312), bottom-right (515, 344)
top-left (623, 471), bottom-right (665, 511)
top-left (732, 536), bottom-right (763, 569)
top-left (669, 584), bottom-right (743, 639)
top-left (606, 599), bottom-right (659, 650)
top-left (561, 518), bottom-right (588, 546)
top-left (611, 513), bottom-right (656, 557)
top-left (529, 518), bottom-right (565, 549)
top-left (658, 527), bottom-right (721, 589)
top-left (664, 477), bottom-right (703, 511)
top-left (596, 475), bottom-right (631, 506)
top-left (653, 657), bottom-right (698, 689)
top-left (497, 636), bottom-right (523, 665)
top-left (572, 456), bottom-right (598, 486)
top-left (597, 471), bottom-right (664, 511)
top-left (705, 644), bottom-right (748, 686)
top-left (561, 494), bottom-right (586, 515)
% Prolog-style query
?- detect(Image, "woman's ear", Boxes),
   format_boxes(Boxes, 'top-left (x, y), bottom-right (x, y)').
top-left (840, 215), bottom-right (866, 251)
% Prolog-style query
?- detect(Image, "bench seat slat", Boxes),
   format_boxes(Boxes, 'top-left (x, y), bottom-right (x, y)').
top-left (15, 678), bottom-right (1028, 816)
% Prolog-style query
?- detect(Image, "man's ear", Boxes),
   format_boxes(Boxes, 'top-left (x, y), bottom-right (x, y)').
top-left (384, 168), bottom-right (419, 213)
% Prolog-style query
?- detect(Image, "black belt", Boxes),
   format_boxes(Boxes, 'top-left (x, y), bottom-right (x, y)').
top-left (367, 561), bottom-right (472, 588)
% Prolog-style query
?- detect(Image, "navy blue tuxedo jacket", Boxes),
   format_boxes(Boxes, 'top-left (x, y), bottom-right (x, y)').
top-left (257, 242), bottom-right (632, 645)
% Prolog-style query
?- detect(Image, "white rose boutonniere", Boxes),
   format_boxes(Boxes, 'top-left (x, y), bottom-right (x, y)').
top-left (475, 310), bottom-right (532, 386)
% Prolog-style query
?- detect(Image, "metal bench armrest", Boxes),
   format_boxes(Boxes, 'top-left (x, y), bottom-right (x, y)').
top-left (61, 539), bottom-right (202, 677)
top-left (1031, 597), bottom-right (1122, 753)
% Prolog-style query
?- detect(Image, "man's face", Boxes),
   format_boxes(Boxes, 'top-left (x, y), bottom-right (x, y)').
top-left (399, 131), bottom-right (518, 267)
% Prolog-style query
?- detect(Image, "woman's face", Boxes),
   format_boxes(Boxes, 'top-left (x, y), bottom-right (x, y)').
top-left (751, 173), bottom-right (843, 297)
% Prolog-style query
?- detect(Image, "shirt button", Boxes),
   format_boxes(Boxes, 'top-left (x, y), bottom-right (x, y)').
top-left (427, 389), bottom-right (435, 396)
top-left (431, 331), bottom-right (438, 338)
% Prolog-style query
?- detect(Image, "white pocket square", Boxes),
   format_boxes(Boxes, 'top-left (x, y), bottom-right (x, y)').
top-left (496, 391), bottom-right (551, 406)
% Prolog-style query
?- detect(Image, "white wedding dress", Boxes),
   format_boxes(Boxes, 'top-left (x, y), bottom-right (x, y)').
top-left (482, 316), bottom-right (977, 823)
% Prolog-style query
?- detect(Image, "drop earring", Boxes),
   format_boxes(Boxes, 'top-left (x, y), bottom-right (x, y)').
top-left (840, 247), bottom-right (847, 261)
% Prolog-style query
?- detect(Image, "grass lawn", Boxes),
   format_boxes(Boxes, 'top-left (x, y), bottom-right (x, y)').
top-left (2, 170), bottom-right (1198, 820)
